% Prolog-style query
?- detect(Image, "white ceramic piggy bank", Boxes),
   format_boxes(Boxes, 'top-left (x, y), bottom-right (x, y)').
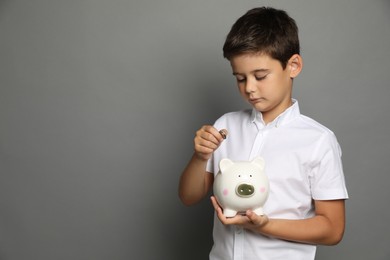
top-left (213, 156), bottom-right (269, 217)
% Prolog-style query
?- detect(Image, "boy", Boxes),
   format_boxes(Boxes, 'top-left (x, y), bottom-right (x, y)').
top-left (179, 7), bottom-right (348, 260)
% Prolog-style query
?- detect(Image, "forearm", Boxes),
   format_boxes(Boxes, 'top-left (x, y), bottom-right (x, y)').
top-left (258, 215), bottom-right (344, 245)
top-left (212, 199), bottom-right (346, 246)
top-left (178, 153), bottom-right (213, 206)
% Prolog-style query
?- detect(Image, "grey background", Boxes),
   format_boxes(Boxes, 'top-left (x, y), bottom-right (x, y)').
top-left (0, 0), bottom-right (389, 259)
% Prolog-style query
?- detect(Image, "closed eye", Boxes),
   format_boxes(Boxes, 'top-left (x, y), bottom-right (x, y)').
top-left (236, 77), bottom-right (246, 83)
top-left (255, 75), bottom-right (267, 81)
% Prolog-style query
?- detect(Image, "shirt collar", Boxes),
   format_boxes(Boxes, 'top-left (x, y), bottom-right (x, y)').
top-left (251, 99), bottom-right (300, 128)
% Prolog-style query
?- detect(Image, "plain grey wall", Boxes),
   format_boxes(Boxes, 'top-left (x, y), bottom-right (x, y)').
top-left (1, 0), bottom-right (389, 259)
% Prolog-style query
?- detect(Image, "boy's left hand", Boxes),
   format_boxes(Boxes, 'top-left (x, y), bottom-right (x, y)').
top-left (210, 196), bottom-right (269, 231)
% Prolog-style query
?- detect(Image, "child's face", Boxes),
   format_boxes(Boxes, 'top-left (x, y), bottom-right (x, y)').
top-left (230, 53), bottom-right (301, 123)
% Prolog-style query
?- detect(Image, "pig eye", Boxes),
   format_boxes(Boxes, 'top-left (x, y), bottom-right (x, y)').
top-left (250, 175), bottom-right (252, 177)
top-left (238, 175), bottom-right (241, 177)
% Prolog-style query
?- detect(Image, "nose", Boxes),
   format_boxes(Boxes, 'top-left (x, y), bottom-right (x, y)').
top-left (236, 183), bottom-right (255, 197)
top-left (245, 79), bottom-right (256, 94)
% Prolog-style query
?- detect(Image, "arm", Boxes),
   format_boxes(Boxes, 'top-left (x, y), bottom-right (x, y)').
top-left (178, 154), bottom-right (214, 206)
top-left (178, 126), bottom-right (227, 206)
top-left (211, 197), bottom-right (346, 245)
top-left (259, 200), bottom-right (346, 245)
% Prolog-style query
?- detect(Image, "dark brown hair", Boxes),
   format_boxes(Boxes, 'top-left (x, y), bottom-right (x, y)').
top-left (223, 7), bottom-right (300, 69)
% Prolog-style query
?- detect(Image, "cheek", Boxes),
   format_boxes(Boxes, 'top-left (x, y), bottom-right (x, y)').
top-left (260, 187), bottom-right (266, 193)
top-left (237, 85), bottom-right (247, 96)
top-left (223, 188), bottom-right (229, 196)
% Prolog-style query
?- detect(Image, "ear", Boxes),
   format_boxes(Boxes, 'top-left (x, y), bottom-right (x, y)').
top-left (288, 54), bottom-right (303, 79)
top-left (251, 156), bottom-right (265, 170)
top-left (219, 158), bottom-right (234, 172)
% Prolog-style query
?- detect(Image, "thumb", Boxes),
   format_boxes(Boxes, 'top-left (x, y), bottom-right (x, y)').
top-left (246, 210), bottom-right (269, 227)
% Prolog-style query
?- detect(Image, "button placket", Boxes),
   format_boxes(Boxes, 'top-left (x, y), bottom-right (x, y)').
top-left (249, 129), bottom-right (267, 159)
top-left (233, 226), bottom-right (244, 260)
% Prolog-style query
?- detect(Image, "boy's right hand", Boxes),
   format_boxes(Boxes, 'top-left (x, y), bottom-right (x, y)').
top-left (194, 126), bottom-right (228, 161)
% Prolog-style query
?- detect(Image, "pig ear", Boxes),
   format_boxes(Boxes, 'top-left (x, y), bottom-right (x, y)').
top-left (251, 156), bottom-right (265, 169)
top-left (219, 158), bottom-right (234, 172)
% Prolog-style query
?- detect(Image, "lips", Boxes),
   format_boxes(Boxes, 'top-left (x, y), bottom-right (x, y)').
top-left (249, 97), bottom-right (265, 103)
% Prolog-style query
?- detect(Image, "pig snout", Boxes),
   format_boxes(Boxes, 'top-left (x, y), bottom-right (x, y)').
top-left (236, 183), bottom-right (255, 197)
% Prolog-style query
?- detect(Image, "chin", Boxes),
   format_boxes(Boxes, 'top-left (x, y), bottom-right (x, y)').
top-left (252, 103), bottom-right (268, 112)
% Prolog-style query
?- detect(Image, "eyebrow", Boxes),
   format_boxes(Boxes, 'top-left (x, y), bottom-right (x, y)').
top-left (232, 69), bottom-right (270, 76)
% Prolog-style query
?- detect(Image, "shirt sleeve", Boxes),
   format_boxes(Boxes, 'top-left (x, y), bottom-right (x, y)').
top-left (310, 132), bottom-right (349, 200)
top-left (206, 158), bottom-right (214, 174)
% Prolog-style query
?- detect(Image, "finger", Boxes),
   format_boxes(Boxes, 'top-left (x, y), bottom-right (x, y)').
top-left (246, 210), bottom-right (260, 224)
top-left (197, 136), bottom-right (219, 149)
top-left (197, 128), bottom-right (220, 145)
top-left (203, 126), bottom-right (226, 143)
top-left (210, 196), bottom-right (221, 211)
top-left (210, 197), bottom-right (248, 225)
top-left (210, 196), bottom-right (237, 224)
top-left (210, 197), bottom-right (227, 222)
top-left (194, 138), bottom-right (220, 157)
top-left (224, 214), bottom-right (250, 226)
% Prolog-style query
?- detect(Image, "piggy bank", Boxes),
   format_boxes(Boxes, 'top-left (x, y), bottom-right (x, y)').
top-left (213, 156), bottom-right (269, 217)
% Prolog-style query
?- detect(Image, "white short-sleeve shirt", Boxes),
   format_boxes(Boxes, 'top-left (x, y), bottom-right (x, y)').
top-left (207, 100), bottom-right (348, 260)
